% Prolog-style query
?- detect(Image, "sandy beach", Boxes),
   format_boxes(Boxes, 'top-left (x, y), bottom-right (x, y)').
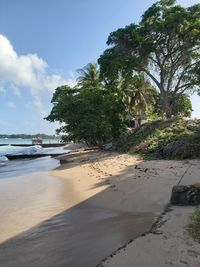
top-left (0, 149), bottom-right (199, 266)
top-left (101, 206), bottom-right (200, 267)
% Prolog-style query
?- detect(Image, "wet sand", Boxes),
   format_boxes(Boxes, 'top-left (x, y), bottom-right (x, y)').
top-left (0, 157), bottom-right (64, 242)
top-left (0, 150), bottom-right (194, 266)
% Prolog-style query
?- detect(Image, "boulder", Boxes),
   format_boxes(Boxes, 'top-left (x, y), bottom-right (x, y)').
top-left (162, 141), bottom-right (184, 159)
top-left (59, 158), bottom-right (69, 164)
top-left (162, 141), bottom-right (200, 159)
top-left (171, 184), bottom-right (200, 205)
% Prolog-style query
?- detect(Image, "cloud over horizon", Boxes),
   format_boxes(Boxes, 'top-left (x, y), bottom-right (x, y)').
top-left (0, 34), bottom-right (76, 117)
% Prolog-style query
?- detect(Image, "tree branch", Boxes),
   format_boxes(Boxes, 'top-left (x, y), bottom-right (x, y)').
top-left (142, 68), bottom-right (161, 90)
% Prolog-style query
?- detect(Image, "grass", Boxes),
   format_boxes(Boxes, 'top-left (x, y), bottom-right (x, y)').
top-left (188, 207), bottom-right (200, 243)
top-left (115, 119), bottom-right (200, 159)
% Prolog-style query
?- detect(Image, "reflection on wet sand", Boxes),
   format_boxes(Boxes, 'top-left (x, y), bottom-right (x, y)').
top-left (0, 157), bottom-right (64, 243)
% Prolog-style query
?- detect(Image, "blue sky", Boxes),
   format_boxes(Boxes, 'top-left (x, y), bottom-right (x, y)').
top-left (0, 0), bottom-right (199, 134)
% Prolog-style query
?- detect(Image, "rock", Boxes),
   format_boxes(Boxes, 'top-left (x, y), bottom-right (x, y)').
top-left (102, 143), bottom-right (113, 151)
top-left (60, 158), bottom-right (68, 164)
top-left (162, 141), bottom-right (200, 159)
top-left (171, 185), bottom-right (200, 206)
top-left (162, 141), bottom-right (184, 159)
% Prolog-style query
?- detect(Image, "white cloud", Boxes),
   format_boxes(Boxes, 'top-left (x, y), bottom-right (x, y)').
top-left (0, 34), bottom-right (76, 116)
top-left (33, 95), bottom-right (47, 117)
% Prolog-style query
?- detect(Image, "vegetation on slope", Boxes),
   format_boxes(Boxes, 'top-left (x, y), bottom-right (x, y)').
top-left (115, 119), bottom-right (200, 159)
top-left (188, 206), bottom-right (200, 243)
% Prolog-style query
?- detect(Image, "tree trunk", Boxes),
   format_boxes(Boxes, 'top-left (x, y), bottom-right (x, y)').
top-left (161, 91), bottom-right (172, 119)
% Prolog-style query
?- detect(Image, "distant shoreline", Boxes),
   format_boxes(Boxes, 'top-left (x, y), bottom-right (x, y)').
top-left (0, 143), bottom-right (65, 147)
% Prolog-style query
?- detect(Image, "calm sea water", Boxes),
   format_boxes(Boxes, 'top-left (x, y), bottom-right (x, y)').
top-left (0, 138), bottom-right (60, 145)
top-left (0, 138), bottom-right (69, 166)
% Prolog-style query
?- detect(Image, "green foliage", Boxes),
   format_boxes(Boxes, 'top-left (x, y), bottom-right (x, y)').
top-left (121, 74), bottom-right (156, 119)
top-left (76, 63), bottom-right (101, 88)
top-left (116, 119), bottom-right (200, 158)
top-left (98, 0), bottom-right (200, 118)
top-left (171, 93), bottom-right (192, 118)
top-left (46, 85), bottom-right (127, 146)
top-left (188, 207), bottom-right (200, 243)
top-left (150, 93), bottom-right (193, 119)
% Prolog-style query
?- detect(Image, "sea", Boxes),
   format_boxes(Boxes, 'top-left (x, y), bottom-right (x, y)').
top-left (0, 138), bottom-right (72, 244)
top-left (0, 138), bottom-right (69, 169)
top-left (0, 138), bottom-right (61, 145)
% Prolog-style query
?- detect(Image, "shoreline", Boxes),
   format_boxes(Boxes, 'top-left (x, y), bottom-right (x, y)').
top-left (0, 149), bottom-right (199, 266)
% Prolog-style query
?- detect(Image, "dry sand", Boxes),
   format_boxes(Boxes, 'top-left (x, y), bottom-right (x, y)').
top-left (0, 150), bottom-right (199, 266)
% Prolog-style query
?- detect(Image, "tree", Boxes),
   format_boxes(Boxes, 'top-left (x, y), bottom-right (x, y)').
top-left (171, 93), bottom-right (192, 118)
top-left (45, 86), bottom-right (126, 146)
top-left (121, 74), bottom-right (156, 123)
top-left (98, 0), bottom-right (200, 118)
top-left (77, 63), bottom-right (101, 88)
top-left (148, 92), bottom-right (192, 119)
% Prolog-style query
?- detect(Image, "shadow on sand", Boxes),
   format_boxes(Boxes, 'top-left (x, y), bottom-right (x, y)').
top-left (0, 151), bottom-right (174, 267)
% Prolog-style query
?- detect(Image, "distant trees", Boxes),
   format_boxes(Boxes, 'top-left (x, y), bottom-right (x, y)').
top-left (0, 134), bottom-right (58, 139)
top-left (98, 0), bottom-right (200, 119)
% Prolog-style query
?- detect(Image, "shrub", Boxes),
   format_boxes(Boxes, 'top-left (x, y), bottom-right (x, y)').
top-left (188, 207), bottom-right (200, 243)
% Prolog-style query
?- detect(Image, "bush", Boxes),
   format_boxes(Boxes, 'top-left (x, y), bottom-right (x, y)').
top-left (188, 207), bottom-right (200, 243)
top-left (46, 86), bottom-right (127, 146)
top-left (115, 119), bottom-right (200, 159)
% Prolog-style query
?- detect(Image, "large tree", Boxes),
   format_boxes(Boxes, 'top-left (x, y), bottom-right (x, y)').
top-left (98, 0), bottom-right (200, 118)
top-left (45, 86), bottom-right (126, 146)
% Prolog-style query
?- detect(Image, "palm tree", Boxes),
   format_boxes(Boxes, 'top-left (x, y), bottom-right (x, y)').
top-left (122, 74), bottom-right (156, 127)
top-left (77, 63), bottom-right (101, 88)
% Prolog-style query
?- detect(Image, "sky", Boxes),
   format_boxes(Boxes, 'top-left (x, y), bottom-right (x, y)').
top-left (0, 0), bottom-right (199, 134)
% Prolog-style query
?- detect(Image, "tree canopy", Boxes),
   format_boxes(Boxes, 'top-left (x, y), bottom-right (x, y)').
top-left (98, 0), bottom-right (200, 118)
top-left (121, 74), bottom-right (156, 119)
top-left (150, 92), bottom-right (193, 119)
top-left (76, 63), bottom-right (101, 88)
top-left (45, 85), bottom-right (126, 146)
